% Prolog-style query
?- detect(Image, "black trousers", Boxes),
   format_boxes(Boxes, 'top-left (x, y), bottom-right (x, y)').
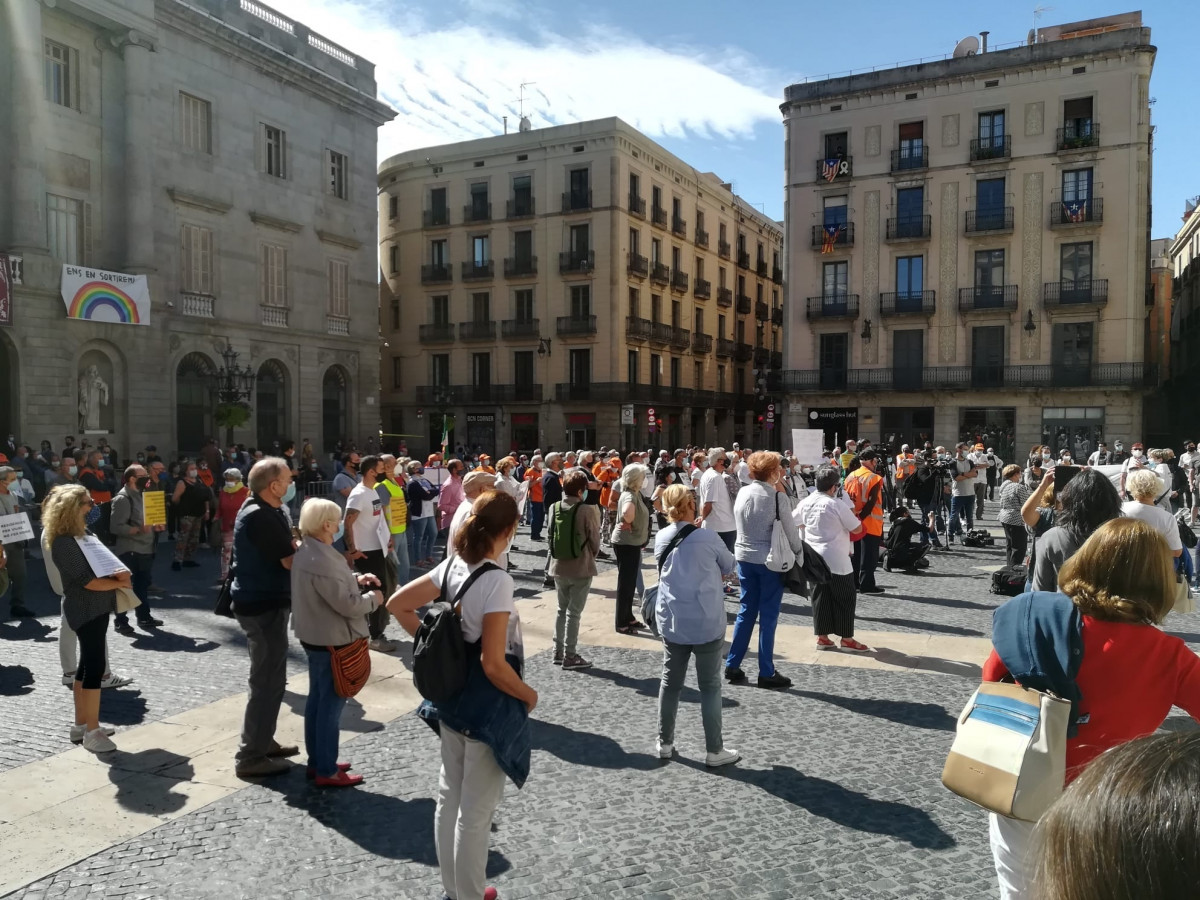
top-left (812, 572), bottom-right (857, 637)
top-left (1002, 523), bottom-right (1028, 568)
top-left (75, 613), bottom-right (110, 689)
top-left (613, 544), bottom-right (641, 628)
top-left (354, 549), bottom-right (390, 639)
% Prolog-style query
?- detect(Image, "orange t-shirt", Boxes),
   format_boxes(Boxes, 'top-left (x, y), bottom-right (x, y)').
top-left (524, 468), bottom-right (544, 503)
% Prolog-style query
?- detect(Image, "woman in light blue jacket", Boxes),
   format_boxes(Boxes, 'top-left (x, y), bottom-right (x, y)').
top-left (653, 484), bottom-right (740, 768)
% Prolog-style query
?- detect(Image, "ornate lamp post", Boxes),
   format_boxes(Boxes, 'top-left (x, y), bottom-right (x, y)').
top-left (209, 341), bottom-right (257, 447)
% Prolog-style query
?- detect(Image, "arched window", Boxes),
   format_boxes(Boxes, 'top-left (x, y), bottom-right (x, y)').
top-left (256, 359), bottom-right (289, 450)
top-left (176, 353), bottom-right (214, 454)
top-left (322, 365), bottom-right (349, 452)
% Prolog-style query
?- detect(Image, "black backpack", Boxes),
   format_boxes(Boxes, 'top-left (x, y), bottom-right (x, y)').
top-left (991, 565), bottom-right (1027, 596)
top-left (412, 562), bottom-right (500, 703)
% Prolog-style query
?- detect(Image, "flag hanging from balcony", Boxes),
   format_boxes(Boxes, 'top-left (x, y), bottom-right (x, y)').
top-left (1065, 201), bottom-right (1087, 224)
top-left (821, 224), bottom-right (844, 254)
top-left (440, 415), bottom-right (450, 455)
top-left (821, 158), bottom-right (847, 183)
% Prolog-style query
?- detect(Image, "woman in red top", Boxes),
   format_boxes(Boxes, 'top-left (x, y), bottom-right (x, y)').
top-left (217, 468), bottom-right (249, 581)
top-left (984, 518), bottom-right (1200, 899)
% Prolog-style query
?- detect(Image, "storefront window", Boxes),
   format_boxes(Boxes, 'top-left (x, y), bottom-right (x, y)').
top-left (959, 408), bottom-right (1016, 461)
top-left (1042, 407), bottom-right (1104, 463)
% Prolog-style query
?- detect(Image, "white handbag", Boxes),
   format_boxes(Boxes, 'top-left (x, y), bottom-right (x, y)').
top-left (764, 493), bottom-right (797, 574)
top-left (1171, 575), bottom-right (1194, 616)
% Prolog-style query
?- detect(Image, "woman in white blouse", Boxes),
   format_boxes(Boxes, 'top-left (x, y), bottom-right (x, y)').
top-left (794, 465), bottom-right (868, 652)
top-left (493, 456), bottom-right (521, 498)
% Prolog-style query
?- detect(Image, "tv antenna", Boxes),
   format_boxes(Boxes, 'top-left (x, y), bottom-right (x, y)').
top-left (519, 82), bottom-right (536, 118)
top-left (1033, 5), bottom-right (1053, 34)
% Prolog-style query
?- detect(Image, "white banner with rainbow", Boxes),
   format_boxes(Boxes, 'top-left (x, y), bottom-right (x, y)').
top-left (60, 265), bottom-right (150, 326)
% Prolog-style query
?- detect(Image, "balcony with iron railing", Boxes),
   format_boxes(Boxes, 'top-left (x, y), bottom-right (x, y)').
top-left (417, 383), bottom-right (544, 404)
top-left (756, 260), bottom-right (768, 278)
top-left (716, 338), bottom-right (735, 358)
top-left (737, 251), bottom-right (751, 269)
top-left (890, 146), bottom-right (928, 172)
top-left (671, 270), bottom-right (689, 293)
top-left (649, 321), bottom-right (673, 345)
top-left (1057, 124), bottom-right (1099, 152)
top-left (810, 222), bottom-right (855, 250)
top-left (460, 260), bottom-right (494, 281)
top-left (651, 205), bottom-right (668, 228)
top-left (503, 256), bottom-right (537, 277)
top-left (463, 202), bottom-right (491, 224)
top-left (626, 316), bottom-right (651, 342)
top-left (1050, 198), bottom-right (1103, 227)
top-left (418, 322), bottom-right (455, 343)
top-left (734, 342), bottom-right (753, 362)
top-left (556, 314), bottom-right (598, 336)
top-left (958, 285), bottom-right (1018, 312)
top-left (969, 134), bottom-right (1011, 162)
top-left (964, 207), bottom-right (1014, 234)
top-left (421, 263), bottom-right (453, 284)
top-left (562, 190), bottom-right (592, 212)
top-left (775, 363), bottom-right (1154, 393)
top-left (805, 294), bottom-right (860, 320)
top-left (692, 333), bottom-right (713, 355)
top-left (672, 216), bottom-right (687, 238)
top-left (627, 252), bottom-right (648, 278)
top-left (459, 319), bottom-right (496, 341)
top-left (628, 193), bottom-right (646, 218)
top-left (1043, 279), bottom-right (1109, 309)
top-left (736, 294), bottom-right (752, 315)
top-left (717, 287), bottom-right (733, 308)
top-left (718, 239), bottom-right (731, 259)
top-left (880, 290), bottom-right (937, 317)
top-left (771, 307), bottom-right (783, 327)
top-left (650, 261), bottom-right (670, 284)
top-left (695, 228), bottom-right (709, 248)
top-left (559, 250), bottom-right (595, 274)
top-left (814, 156), bottom-right (853, 182)
top-left (669, 326), bottom-right (691, 351)
top-left (772, 266), bottom-right (783, 285)
top-left (506, 197), bottom-right (535, 219)
top-left (755, 301), bottom-right (769, 321)
top-left (423, 208), bottom-right (450, 228)
top-left (694, 278), bottom-right (711, 300)
top-left (500, 318), bottom-right (539, 338)
top-left (885, 215), bottom-right (931, 242)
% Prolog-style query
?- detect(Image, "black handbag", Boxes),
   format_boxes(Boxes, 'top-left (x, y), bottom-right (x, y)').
top-left (800, 541), bottom-right (831, 585)
top-left (214, 568), bottom-right (235, 618)
top-left (1180, 518), bottom-right (1198, 550)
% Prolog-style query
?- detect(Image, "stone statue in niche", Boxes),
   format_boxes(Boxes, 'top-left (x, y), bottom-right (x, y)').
top-left (78, 364), bottom-right (110, 433)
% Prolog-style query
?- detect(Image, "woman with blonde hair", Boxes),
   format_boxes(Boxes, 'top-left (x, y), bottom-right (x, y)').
top-left (290, 498), bottom-right (386, 787)
top-left (982, 518), bottom-right (1200, 898)
top-left (1121, 468), bottom-right (1183, 559)
top-left (492, 457), bottom-right (520, 499)
top-left (611, 463), bottom-right (650, 634)
top-left (45, 484), bottom-right (132, 753)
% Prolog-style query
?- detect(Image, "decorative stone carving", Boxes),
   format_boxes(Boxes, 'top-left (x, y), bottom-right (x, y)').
top-left (1024, 101), bottom-right (1044, 136)
top-left (938, 182), bottom-right (959, 363)
top-left (169, 333), bottom-right (181, 351)
top-left (862, 191), bottom-right (880, 365)
top-left (1021, 171), bottom-right (1044, 360)
top-left (340, 352), bottom-right (360, 373)
top-left (285, 346), bottom-right (299, 364)
top-left (865, 125), bottom-right (881, 157)
top-left (941, 114), bottom-right (959, 147)
top-left (318, 349), bottom-right (333, 365)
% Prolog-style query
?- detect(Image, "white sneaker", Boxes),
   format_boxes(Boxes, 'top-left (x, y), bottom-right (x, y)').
top-left (82, 727), bottom-right (117, 753)
top-left (99, 673), bottom-right (134, 689)
top-left (70, 724), bottom-right (115, 744)
top-left (62, 671), bottom-right (76, 686)
top-left (368, 637), bottom-right (398, 653)
top-left (705, 748), bottom-right (740, 768)
top-left (656, 740), bottom-right (674, 759)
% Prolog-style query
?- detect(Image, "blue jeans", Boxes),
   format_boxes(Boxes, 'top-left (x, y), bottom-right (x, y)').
top-left (390, 530), bottom-right (411, 589)
top-left (530, 500), bottom-right (545, 540)
top-left (410, 516), bottom-right (436, 561)
top-left (304, 647), bottom-right (348, 778)
top-left (725, 561), bottom-right (784, 677)
top-left (949, 495), bottom-right (975, 537)
top-left (115, 551), bottom-right (154, 624)
top-left (659, 636), bottom-right (725, 753)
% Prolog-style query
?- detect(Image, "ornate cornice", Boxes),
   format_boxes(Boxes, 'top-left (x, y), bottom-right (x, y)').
top-left (167, 188), bottom-right (232, 214)
top-left (249, 212), bottom-right (303, 234)
top-left (316, 229), bottom-right (363, 251)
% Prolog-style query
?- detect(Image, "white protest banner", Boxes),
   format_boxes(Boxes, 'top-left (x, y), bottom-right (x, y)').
top-left (75, 535), bottom-right (131, 577)
top-left (60, 265), bottom-right (151, 326)
top-left (791, 429), bottom-right (827, 468)
top-left (0, 512), bottom-right (35, 543)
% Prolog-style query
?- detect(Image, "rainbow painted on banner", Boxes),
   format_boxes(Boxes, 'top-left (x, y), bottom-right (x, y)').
top-left (66, 281), bottom-right (142, 324)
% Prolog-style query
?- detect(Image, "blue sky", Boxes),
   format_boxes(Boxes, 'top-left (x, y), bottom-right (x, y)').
top-left (291, 0), bottom-right (1196, 236)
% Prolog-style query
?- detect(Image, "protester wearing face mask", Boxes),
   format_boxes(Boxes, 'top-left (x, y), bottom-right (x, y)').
top-left (343, 456), bottom-right (397, 653)
top-left (404, 459), bottom-right (441, 567)
top-left (218, 469), bottom-right (250, 583)
top-left (230, 458), bottom-right (300, 778)
top-left (1119, 442), bottom-right (1147, 500)
top-left (111, 465), bottom-right (167, 633)
top-left (651, 467), bottom-right (676, 530)
top-left (948, 444), bottom-right (980, 545)
top-left (0, 466), bottom-right (34, 618)
top-left (171, 461), bottom-right (213, 571)
top-left (525, 454), bottom-right (547, 540)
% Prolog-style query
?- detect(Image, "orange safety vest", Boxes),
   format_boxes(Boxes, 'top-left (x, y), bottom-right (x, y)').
top-left (844, 466), bottom-right (884, 537)
top-left (79, 466), bottom-right (112, 504)
top-left (895, 453), bottom-right (916, 481)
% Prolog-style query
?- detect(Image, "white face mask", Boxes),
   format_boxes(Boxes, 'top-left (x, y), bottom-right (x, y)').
top-left (1133, 450), bottom-right (1144, 460)
top-left (502, 527), bottom-right (516, 557)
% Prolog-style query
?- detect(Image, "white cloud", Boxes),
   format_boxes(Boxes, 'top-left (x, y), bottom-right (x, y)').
top-left (283, 0), bottom-right (782, 160)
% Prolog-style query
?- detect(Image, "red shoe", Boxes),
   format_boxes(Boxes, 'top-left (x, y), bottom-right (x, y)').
top-left (314, 770), bottom-right (364, 787)
top-left (306, 762), bottom-right (352, 779)
top-left (484, 889), bottom-right (499, 900)
top-left (815, 636), bottom-right (836, 650)
top-left (840, 638), bottom-right (870, 653)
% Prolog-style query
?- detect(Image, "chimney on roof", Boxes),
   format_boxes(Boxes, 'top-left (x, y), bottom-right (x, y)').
top-left (980, 31), bottom-right (989, 52)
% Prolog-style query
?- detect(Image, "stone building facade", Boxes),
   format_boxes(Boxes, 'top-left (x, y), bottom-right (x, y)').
top-left (0, 0), bottom-right (394, 457)
top-left (378, 117), bottom-right (784, 459)
top-left (778, 13), bottom-right (1156, 462)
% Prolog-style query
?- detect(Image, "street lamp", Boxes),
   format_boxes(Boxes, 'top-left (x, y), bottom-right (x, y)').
top-left (431, 385), bottom-right (454, 455)
top-left (209, 341), bottom-right (257, 447)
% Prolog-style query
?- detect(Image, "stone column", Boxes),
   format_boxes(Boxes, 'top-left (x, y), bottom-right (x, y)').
top-left (10, 0), bottom-right (48, 252)
top-left (116, 30), bottom-right (156, 273)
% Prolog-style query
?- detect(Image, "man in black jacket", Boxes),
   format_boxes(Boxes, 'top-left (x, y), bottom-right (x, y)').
top-left (541, 453), bottom-right (564, 587)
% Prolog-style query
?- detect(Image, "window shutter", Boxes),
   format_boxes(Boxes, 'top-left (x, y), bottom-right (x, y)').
top-left (259, 245), bottom-right (267, 305)
top-left (180, 226), bottom-right (191, 292)
top-left (82, 202), bottom-right (93, 266)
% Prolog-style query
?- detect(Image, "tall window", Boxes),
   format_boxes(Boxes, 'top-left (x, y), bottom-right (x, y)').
top-left (897, 121), bottom-right (924, 167)
top-left (694, 361), bottom-right (703, 389)
top-left (696, 209), bottom-right (706, 235)
top-left (651, 294), bottom-right (662, 323)
top-left (46, 193), bottom-right (83, 264)
top-left (628, 349), bottom-right (639, 383)
top-left (471, 291), bottom-right (490, 322)
top-left (180, 93), bottom-right (212, 153)
top-left (469, 182), bottom-right (489, 219)
top-left (390, 297), bottom-right (400, 330)
top-left (670, 357), bottom-right (681, 387)
top-left (263, 125), bottom-right (286, 177)
top-left (628, 287), bottom-right (640, 318)
top-left (568, 168), bottom-right (590, 202)
top-left (512, 175), bottom-right (532, 215)
top-left (1063, 97), bottom-right (1094, 139)
top-left (431, 354), bottom-right (450, 386)
top-left (471, 353), bottom-right (491, 388)
top-left (978, 110), bottom-right (1005, 149)
top-left (569, 224), bottom-right (590, 256)
top-left (629, 228), bottom-right (640, 255)
top-left (651, 237), bottom-right (662, 264)
top-left (570, 285), bottom-right (590, 318)
top-left (819, 333), bottom-right (849, 389)
top-left (824, 131), bottom-right (848, 158)
top-left (327, 259), bottom-right (349, 316)
top-left (1060, 242), bottom-right (1093, 285)
top-left (652, 185), bottom-right (663, 211)
top-left (971, 326), bottom-right (1006, 387)
top-left (44, 39), bottom-right (76, 108)
top-left (569, 348), bottom-right (591, 386)
top-left (514, 289), bottom-right (534, 322)
top-left (895, 256), bottom-right (923, 299)
top-left (472, 235), bottom-right (490, 265)
top-left (649, 354), bottom-right (662, 388)
top-left (822, 260), bottom-right (848, 298)
top-left (388, 195), bottom-right (399, 219)
top-left (1062, 168), bottom-right (1093, 202)
top-left (895, 186), bottom-right (923, 236)
top-left (1052, 323), bottom-right (1093, 381)
top-left (629, 172), bottom-right (640, 199)
top-left (327, 150), bottom-right (348, 199)
top-left (671, 246), bottom-right (682, 272)
top-left (823, 195), bottom-right (848, 228)
top-left (694, 308), bottom-right (704, 333)
top-left (180, 224), bottom-right (214, 294)
top-left (430, 295), bottom-right (449, 326)
top-left (430, 187), bottom-right (448, 219)
top-left (388, 244), bottom-right (398, 274)
top-left (392, 357), bottom-right (403, 389)
top-left (514, 351), bottom-right (534, 387)
top-left (514, 230), bottom-right (532, 264)
top-left (718, 313), bottom-right (726, 339)
top-left (260, 244), bottom-right (288, 307)
top-left (718, 364), bottom-right (726, 393)
top-left (430, 239), bottom-right (448, 266)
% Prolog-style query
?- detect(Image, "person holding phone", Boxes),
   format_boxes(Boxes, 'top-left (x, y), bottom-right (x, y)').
top-left (1031, 469), bottom-right (1122, 592)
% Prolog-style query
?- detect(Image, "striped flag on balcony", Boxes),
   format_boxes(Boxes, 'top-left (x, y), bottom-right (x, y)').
top-left (821, 224), bottom-right (844, 254)
top-left (1065, 201), bottom-right (1087, 224)
top-left (821, 158), bottom-right (844, 183)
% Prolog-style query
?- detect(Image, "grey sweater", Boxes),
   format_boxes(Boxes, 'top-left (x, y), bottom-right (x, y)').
top-left (111, 488), bottom-right (155, 555)
top-left (289, 538), bottom-right (377, 646)
top-left (733, 481), bottom-right (804, 565)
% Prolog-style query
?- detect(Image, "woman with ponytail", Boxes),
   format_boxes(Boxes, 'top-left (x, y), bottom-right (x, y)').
top-left (388, 490), bottom-right (536, 900)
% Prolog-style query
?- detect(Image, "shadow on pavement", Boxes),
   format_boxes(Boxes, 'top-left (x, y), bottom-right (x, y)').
top-left (282, 689), bottom-right (386, 735)
top-left (788, 689), bottom-right (957, 731)
top-left (856, 615), bottom-right (984, 637)
top-left (683, 760), bottom-right (956, 850)
top-left (575, 666), bottom-right (740, 708)
top-left (127, 629), bottom-right (221, 654)
top-left (0, 664), bottom-right (35, 695)
top-left (530, 718), bottom-right (659, 771)
top-left (102, 689), bottom-right (150, 726)
top-left (869, 648), bottom-right (983, 680)
top-left (0, 617), bottom-right (56, 642)
top-left (894, 593), bottom-right (997, 612)
top-left (103, 750), bottom-right (196, 814)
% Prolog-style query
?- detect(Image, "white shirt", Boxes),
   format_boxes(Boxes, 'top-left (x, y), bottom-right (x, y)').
top-left (794, 490), bottom-right (861, 576)
top-left (345, 482), bottom-right (389, 552)
top-left (951, 457), bottom-right (978, 497)
top-left (429, 555), bottom-right (522, 658)
top-left (1120, 500), bottom-right (1183, 553)
top-left (735, 459), bottom-right (751, 486)
top-left (1087, 450), bottom-right (1114, 466)
top-left (968, 452), bottom-right (991, 485)
top-left (699, 467), bottom-right (736, 532)
top-left (493, 473), bottom-right (519, 498)
top-left (446, 497), bottom-right (509, 568)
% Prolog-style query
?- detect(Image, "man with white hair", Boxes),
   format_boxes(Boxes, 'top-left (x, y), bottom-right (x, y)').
top-left (699, 448), bottom-right (737, 552)
top-left (541, 452), bottom-right (565, 587)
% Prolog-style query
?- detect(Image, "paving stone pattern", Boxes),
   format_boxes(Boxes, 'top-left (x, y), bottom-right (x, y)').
top-left (11, 646), bottom-right (999, 900)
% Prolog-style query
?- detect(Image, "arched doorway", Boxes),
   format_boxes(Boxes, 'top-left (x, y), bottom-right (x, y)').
top-left (176, 352), bottom-right (213, 455)
top-left (322, 365), bottom-right (349, 453)
top-left (256, 359), bottom-right (289, 451)
top-left (0, 334), bottom-right (15, 441)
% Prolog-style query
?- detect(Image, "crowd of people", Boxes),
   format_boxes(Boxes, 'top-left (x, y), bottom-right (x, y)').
top-left (3, 426), bottom-right (1200, 900)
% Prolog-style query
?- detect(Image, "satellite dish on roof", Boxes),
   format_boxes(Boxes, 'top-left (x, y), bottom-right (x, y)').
top-left (1027, 28), bottom-right (1038, 45)
top-left (519, 115), bottom-right (532, 133)
top-left (952, 35), bottom-right (980, 57)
